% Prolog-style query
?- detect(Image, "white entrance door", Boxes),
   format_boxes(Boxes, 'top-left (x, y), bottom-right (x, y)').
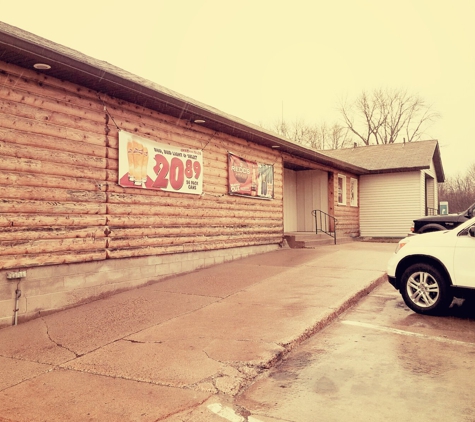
top-left (284, 169), bottom-right (328, 232)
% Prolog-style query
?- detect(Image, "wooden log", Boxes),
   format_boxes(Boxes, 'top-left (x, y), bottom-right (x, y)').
top-left (106, 203), bottom-right (281, 219)
top-left (0, 113), bottom-right (105, 146)
top-left (0, 237), bottom-right (108, 255)
top-left (0, 199), bottom-right (106, 214)
top-left (0, 171), bottom-right (101, 192)
top-left (0, 84), bottom-right (107, 129)
top-left (109, 225), bottom-right (282, 238)
top-left (108, 232), bottom-right (283, 249)
top-left (0, 214), bottom-right (106, 228)
top-left (0, 139), bottom-right (107, 169)
top-left (0, 128), bottom-right (105, 158)
top-left (0, 226), bottom-right (106, 241)
top-left (1, 185), bottom-right (106, 203)
top-left (106, 215), bottom-right (281, 228)
top-left (0, 97), bottom-right (106, 136)
top-left (0, 250), bottom-right (106, 270)
top-left (0, 155), bottom-right (107, 181)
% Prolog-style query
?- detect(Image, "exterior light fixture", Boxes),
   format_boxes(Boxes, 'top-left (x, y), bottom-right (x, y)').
top-left (271, 145), bottom-right (281, 148)
top-left (193, 119), bottom-right (206, 124)
top-left (33, 63), bottom-right (51, 70)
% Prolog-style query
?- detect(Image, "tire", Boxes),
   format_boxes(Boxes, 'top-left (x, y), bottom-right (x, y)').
top-left (419, 224), bottom-right (446, 234)
top-left (400, 263), bottom-right (453, 315)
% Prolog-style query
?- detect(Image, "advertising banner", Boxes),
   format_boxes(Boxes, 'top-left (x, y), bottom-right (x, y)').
top-left (118, 131), bottom-right (203, 195)
top-left (228, 153), bottom-right (274, 199)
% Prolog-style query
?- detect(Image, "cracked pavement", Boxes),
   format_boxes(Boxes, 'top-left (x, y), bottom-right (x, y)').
top-left (0, 243), bottom-right (394, 421)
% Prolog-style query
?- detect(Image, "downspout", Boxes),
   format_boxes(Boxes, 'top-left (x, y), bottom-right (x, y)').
top-left (7, 271), bottom-right (27, 325)
top-left (14, 282), bottom-right (21, 326)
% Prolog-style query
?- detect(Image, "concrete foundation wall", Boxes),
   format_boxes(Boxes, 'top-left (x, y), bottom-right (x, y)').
top-left (0, 244), bottom-right (279, 329)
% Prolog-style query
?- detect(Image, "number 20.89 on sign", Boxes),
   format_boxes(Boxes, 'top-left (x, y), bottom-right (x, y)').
top-left (152, 153), bottom-right (202, 194)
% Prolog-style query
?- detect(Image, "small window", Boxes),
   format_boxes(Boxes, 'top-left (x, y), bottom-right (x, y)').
top-left (337, 174), bottom-right (346, 205)
top-left (350, 178), bottom-right (358, 207)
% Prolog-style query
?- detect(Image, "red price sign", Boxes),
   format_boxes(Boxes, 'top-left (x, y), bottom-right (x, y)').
top-left (118, 131), bottom-right (203, 195)
top-left (152, 155), bottom-right (202, 191)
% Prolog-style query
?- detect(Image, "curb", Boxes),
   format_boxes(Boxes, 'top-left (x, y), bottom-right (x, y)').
top-left (233, 273), bottom-right (388, 396)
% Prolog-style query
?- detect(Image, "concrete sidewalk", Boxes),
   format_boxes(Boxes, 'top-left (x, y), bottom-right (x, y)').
top-left (0, 241), bottom-right (395, 421)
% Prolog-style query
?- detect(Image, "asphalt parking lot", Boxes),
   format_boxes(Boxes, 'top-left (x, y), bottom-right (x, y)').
top-left (231, 282), bottom-right (475, 422)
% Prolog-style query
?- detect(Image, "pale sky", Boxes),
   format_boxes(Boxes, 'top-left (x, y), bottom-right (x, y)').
top-left (2, 0), bottom-right (474, 178)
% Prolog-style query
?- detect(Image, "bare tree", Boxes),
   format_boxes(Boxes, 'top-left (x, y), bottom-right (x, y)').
top-left (439, 163), bottom-right (475, 212)
top-left (339, 88), bottom-right (441, 145)
top-left (269, 118), bottom-right (351, 150)
top-left (326, 122), bottom-right (352, 149)
top-left (270, 118), bottom-right (320, 149)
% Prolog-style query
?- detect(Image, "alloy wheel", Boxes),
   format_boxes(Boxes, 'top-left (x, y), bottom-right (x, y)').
top-left (406, 270), bottom-right (440, 308)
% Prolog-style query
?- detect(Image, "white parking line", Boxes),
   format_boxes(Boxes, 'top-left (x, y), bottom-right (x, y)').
top-left (207, 403), bottom-right (263, 422)
top-left (341, 320), bottom-right (475, 347)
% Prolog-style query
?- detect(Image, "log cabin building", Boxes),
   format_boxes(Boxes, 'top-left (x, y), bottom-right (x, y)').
top-left (0, 22), bottom-right (441, 327)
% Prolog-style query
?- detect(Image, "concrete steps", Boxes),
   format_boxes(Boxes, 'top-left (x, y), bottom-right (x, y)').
top-left (284, 232), bottom-right (354, 248)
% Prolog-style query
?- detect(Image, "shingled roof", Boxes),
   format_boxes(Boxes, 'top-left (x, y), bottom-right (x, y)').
top-left (319, 140), bottom-right (445, 182)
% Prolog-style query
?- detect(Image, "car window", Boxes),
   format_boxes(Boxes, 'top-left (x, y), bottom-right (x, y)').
top-left (458, 223), bottom-right (475, 237)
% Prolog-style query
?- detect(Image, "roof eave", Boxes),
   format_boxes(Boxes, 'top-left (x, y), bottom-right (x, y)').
top-left (432, 141), bottom-right (445, 182)
top-left (365, 166), bottom-right (429, 175)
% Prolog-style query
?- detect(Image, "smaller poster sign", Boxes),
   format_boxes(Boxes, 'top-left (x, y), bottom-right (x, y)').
top-left (118, 131), bottom-right (203, 195)
top-left (228, 153), bottom-right (274, 199)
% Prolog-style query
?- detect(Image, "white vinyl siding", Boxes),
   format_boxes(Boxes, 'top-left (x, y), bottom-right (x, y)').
top-left (422, 160), bottom-right (438, 214)
top-left (283, 169), bottom-right (298, 232)
top-left (360, 171), bottom-right (421, 237)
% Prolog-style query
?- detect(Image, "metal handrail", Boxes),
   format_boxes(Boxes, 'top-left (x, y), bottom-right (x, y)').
top-left (312, 210), bottom-right (337, 245)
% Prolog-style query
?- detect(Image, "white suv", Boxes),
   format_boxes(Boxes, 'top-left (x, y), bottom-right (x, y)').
top-left (387, 216), bottom-right (475, 315)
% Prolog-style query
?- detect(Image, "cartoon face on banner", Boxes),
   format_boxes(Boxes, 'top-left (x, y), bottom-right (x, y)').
top-left (228, 153), bottom-right (274, 199)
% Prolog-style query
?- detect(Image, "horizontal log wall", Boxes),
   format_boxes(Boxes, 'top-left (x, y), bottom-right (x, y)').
top-left (332, 171), bottom-right (360, 237)
top-left (0, 60), bottom-right (283, 270)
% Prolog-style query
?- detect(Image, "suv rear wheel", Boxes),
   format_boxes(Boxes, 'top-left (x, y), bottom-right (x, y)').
top-left (400, 263), bottom-right (453, 315)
